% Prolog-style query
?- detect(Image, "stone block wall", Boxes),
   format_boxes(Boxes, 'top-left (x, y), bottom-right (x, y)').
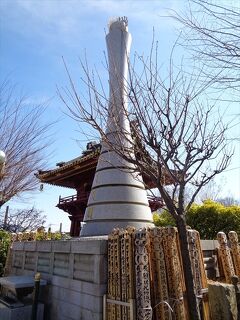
top-left (9, 237), bottom-right (108, 320)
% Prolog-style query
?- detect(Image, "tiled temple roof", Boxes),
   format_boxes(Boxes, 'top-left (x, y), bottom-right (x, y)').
top-left (37, 149), bottom-right (100, 179)
top-left (36, 143), bottom-right (101, 188)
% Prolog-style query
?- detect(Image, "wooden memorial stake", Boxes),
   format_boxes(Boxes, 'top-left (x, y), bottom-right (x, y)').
top-left (228, 231), bottom-right (240, 278)
top-left (148, 227), bottom-right (170, 320)
top-left (217, 232), bottom-right (235, 283)
top-left (187, 230), bottom-right (210, 320)
top-left (135, 228), bottom-right (152, 320)
top-left (163, 227), bottom-right (186, 320)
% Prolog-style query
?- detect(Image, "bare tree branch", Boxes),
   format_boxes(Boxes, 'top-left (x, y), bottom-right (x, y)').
top-left (0, 207), bottom-right (46, 232)
top-left (0, 80), bottom-right (53, 207)
top-left (60, 38), bottom-right (233, 320)
top-left (60, 41), bottom-right (233, 217)
top-left (171, 0), bottom-right (240, 93)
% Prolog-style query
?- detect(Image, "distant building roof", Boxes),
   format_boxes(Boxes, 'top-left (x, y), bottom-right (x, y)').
top-left (36, 143), bottom-right (101, 188)
top-left (36, 140), bottom-right (176, 189)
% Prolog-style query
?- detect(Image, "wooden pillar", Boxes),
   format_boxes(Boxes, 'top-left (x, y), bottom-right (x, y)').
top-left (74, 219), bottom-right (80, 237)
top-left (69, 216), bottom-right (74, 237)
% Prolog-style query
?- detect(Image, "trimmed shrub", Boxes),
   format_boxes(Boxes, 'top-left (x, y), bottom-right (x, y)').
top-left (153, 200), bottom-right (240, 240)
top-left (186, 200), bottom-right (240, 239)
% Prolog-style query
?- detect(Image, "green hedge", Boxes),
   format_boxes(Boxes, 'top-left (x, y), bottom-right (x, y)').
top-left (187, 200), bottom-right (240, 239)
top-left (0, 230), bottom-right (11, 276)
top-left (153, 210), bottom-right (175, 227)
top-left (153, 200), bottom-right (240, 240)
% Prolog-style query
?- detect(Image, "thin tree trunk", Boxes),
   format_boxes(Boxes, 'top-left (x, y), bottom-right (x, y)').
top-left (3, 206), bottom-right (9, 230)
top-left (176, 215), bottom-right (201, 320)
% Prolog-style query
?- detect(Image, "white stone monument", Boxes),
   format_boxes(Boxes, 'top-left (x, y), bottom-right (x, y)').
top-left (80, 17), bottom-right (153, 236)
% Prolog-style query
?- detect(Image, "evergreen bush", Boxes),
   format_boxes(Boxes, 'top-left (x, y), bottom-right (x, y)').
top-left (153, 200), bottom-right (240, 239)
top-left (186, 200), bottom-right (240, 239)
top-left (0, 230), bottom-right (11, 276)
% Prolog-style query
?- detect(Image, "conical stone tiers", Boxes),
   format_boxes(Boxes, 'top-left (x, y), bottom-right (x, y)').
top-left (80, 17), bottom-right (153, 236)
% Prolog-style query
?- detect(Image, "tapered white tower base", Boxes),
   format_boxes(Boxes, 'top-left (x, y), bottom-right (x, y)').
top-left (80, 18), bottom-right (153, 236)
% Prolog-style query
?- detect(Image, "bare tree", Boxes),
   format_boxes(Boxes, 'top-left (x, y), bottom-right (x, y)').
top-left (0, 207), bottom-right (46, 232)
top-left (195, 179), bottom-right (222, 202)
top-left (0, 80), bottom-right (51, 207)
top-left (60, 46), bottom-right (233, 318)
top-left (172, 0), bottom-right (240, 94)
top-left (216, 196), bottom-right (240, 207)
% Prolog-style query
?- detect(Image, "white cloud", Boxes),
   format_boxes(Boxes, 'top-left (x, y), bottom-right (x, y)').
top-left (2, 0), bottom-right (181, 48)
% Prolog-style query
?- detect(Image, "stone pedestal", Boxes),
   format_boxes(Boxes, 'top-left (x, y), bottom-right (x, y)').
top-left (208, 281), bottom-right (238, 320)
top-left (0, 302), bottom-right (44, 320)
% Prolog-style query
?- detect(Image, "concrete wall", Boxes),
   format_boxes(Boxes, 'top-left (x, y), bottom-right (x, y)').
top-left (9, 237), bottom-right (108, 320)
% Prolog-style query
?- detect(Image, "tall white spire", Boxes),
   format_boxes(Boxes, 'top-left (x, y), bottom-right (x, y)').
top-left (80, 17), bottom-right (153, 236)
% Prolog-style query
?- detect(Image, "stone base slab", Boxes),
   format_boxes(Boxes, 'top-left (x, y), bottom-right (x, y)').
top-left (0, 302), bottom-right (44, 320)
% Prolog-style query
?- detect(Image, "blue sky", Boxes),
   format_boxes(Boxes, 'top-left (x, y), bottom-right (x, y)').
top-left (0, 0), bottom-right (239, 231)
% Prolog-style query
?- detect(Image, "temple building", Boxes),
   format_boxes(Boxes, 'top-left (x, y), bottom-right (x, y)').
top-left (36, 142), bottom-right (100, 237)
top-left (36, 141), bottom-right (173, 236)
